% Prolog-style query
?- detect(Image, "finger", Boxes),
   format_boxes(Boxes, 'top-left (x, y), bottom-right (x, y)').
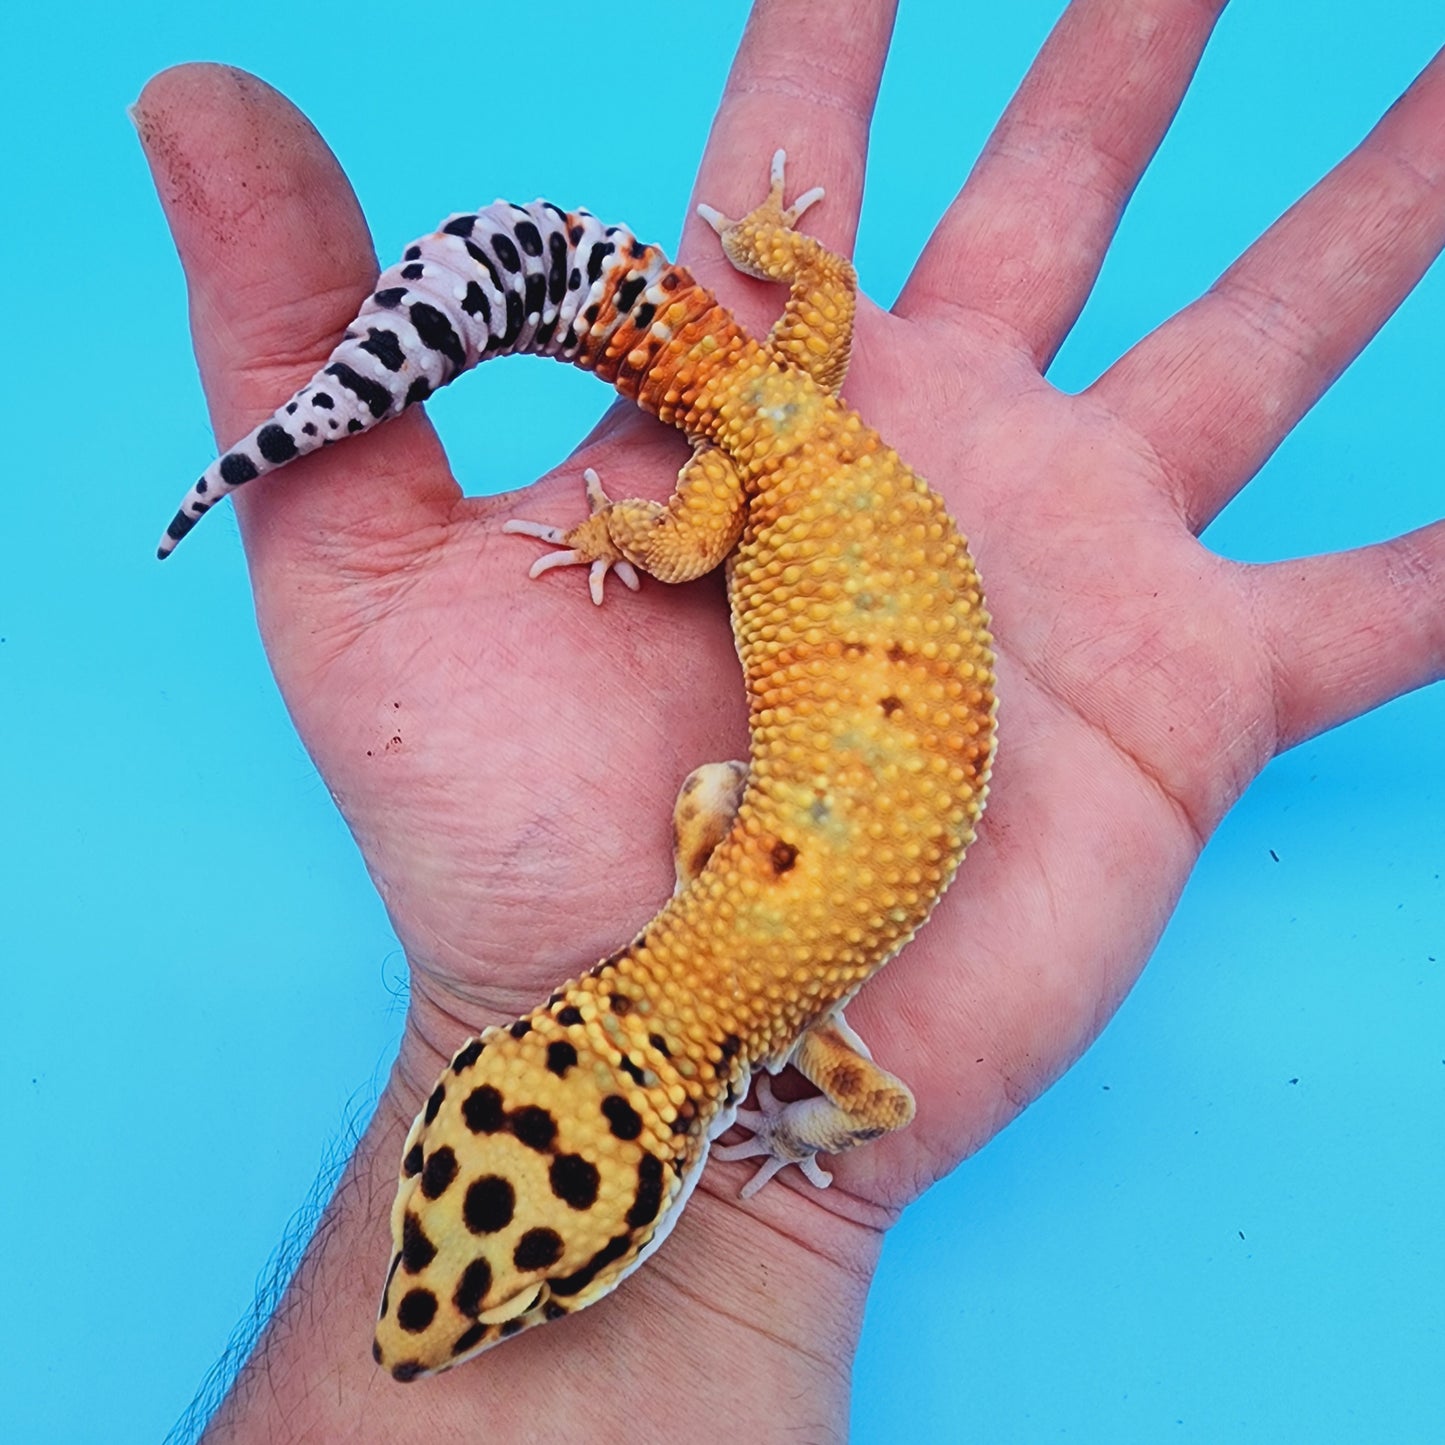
top-left (895, 0), bottom-right (1226, 364)
top-left (680, 0), bottom-right (897, 319)
top-left (134, 64), bottom-right (457, 576)
top-left (1093, 48), bottom-right (1445, 532)
top-left (1247, 519), bottom-right (1445, 750)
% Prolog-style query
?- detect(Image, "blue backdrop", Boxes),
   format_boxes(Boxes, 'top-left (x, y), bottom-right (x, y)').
top-left (2, 3), bottom-right (1440, 1440)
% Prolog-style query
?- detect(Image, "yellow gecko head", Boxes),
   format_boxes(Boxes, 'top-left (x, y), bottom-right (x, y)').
top-left (373, 1005), bottom-right (707, 1379)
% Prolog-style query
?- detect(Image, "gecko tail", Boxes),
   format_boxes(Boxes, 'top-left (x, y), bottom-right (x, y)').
top-left (156, 197), bottom-right (668, 559)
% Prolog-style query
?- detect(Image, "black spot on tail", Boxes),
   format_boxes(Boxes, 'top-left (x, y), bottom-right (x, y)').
top-left (442, 215), bottom-right (476, 238)
top-left (324, 362), bottom-right (392, 418)
top-left (514, 219), bottom-right (543, 256)
top-left (614, 274), bottom-right (646, 313)
top-left (409, 302), bottom-right (466, 370)
top-left (359, 327), bottom-right (406, 372)
top-left (219, 453), bottom-right (260, 488)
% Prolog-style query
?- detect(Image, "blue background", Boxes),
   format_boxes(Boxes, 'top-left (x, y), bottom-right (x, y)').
top-left (3, 2), bottom-right (1440, 1440)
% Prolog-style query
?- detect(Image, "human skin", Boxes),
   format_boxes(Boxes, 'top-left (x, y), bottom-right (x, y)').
top-left (133, 0), bottom-right (1444, 1438)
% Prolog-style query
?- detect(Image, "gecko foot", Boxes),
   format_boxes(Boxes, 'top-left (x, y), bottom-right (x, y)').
top-left (503, 467), bottom-right (641, 605)
top-left (696, 149), bottom-right (825, 244)
top-left (712, 1074), bottom-right (835, 1200)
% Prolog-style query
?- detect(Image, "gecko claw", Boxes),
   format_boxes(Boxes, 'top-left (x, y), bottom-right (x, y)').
top-left (712, 1074), bottom-right (835, 1199)
top-left (504, 467), bottom-right (634, 605)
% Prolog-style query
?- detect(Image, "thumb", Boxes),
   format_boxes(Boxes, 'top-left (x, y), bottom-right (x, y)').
top-left (133, 64), bottom-right (456, 579)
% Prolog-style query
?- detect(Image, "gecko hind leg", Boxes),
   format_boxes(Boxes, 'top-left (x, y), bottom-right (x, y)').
top-left (672, 760), bottom-right (749, 893)
top-left (714, 1010), bottom-right (916, 1199)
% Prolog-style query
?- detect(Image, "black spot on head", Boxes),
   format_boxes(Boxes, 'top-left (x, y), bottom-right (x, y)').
top-left (358, 327), bottom-right (406, 372)
top-left (633, 301), bottom-right (656, 330)
top-left (451, 1321), bottom-right (487, 1356)
top-left (374, 286), bottom-right (407, 309)
top-left (404, 377), bottom-right (431, 408)
top-left (543, 1300), bottom-right (569, 1321)
top-left (620, 1057), bottom-right (646, 1087)
top-left (509, 1019), bottom-right (532, 1039)
top-left (396, 1288), bottom-right (438, 1334)
top-left (614, 273), bottom-right (646, 313)
top-left (402, 1143), bottom-right (424, 1177)
top-left (402, 1213), bottom-right (437, 1273)
top-left (424, 1084), bottom-right (446, 1124)
top-left (219, 453), bottom-right (259, 488)
top-left (626, 1153), bottom-right (665, 1229)
top-left (409, 301), bottom-right (466, 370)
top-left (324, 361), bottom-right (392, 418)
top-left (601, 1095), bottom-right (642, 1141)
top-left (887, 642), bottom-right (908, 663)
top-left (285, 401), bottom-right (297, 414)
top-left (372, 1337), bottom-right (384, 1362)
top-left (879, 695), bottom-right (903, 717)
top-left (556, 1006), bottom-right (582, 1027)
top-left (463, 1175), bottom-right (516, 1235)
top-left (453, 1256), bottom-right (493, 1316)
top-left (550, 1233), bottom-right (631, 1297)
top-left (550, 1153), bottom-right (600, 1210)
top-left (513, 219), bottom-right (543, 256)
top-left (719, 1033), bottom-right (743, 1061)
top-left (546, 1041), bottom-right (578, 1077)
top-left (420, 1145), bottom-right (458, 1200)
top-left (492, 233), bottom-right (522, 272)
top-left (452, 1039), bottom-right (484, 1074)
top-left (609, 993), bottom-right (632, 1015)
top-left (391, 1360), bottom-right (425, 1383)
top-left (442, 215), bottom-right (476, 238)
top-left (509, 1106), bottom-right (557, 1151)
top-left (462, 1085), bottom-right (505, 1134)
top-left (347, 419), bottom-right (364, 433)
top-left (513, 1228), bottom-right (563, 1271)
top-left (301, 422), bottom-right (317, 437)
top-left (311, 391), bottom-right (334, 409)
top-left (400, 262), bottom-right (425, 281)
top-left (770, 841), bottom-right (799, 874)
top-left (500, 1318), bottom-right (525, 1338)
top-left (649, 1032), bottom-right (671, 1058)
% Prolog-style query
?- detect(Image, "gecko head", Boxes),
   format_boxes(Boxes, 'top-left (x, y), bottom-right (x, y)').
top-left (372, 1018), bottom-right (691, 1380)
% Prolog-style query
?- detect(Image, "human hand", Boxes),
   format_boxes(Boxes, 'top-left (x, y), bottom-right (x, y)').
top-left (135, 0), bottom-right (1442, 1437)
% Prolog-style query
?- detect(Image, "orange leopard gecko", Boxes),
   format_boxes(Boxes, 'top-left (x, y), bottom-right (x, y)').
top-left (161, 152), bottom-right (996, 1379)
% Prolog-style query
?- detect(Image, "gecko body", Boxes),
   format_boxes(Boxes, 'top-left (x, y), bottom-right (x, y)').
top-left (163, 155), bottom-right (996, 1379)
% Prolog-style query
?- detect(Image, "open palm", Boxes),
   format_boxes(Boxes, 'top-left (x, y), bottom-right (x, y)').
top-left (138, 1), bottom-right (1442, 1431)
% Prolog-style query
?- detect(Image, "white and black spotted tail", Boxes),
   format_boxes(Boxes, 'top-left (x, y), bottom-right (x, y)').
top-left (158, 200), bottom-right (677, 558)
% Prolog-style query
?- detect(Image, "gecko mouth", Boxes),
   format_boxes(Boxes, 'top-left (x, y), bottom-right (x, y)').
top-left (475, 1282), bottom-right (546, 1325)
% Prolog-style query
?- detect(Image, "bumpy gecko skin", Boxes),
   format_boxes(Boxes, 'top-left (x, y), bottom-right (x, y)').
top-left (163, 153), bottom-right (996, 1380)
